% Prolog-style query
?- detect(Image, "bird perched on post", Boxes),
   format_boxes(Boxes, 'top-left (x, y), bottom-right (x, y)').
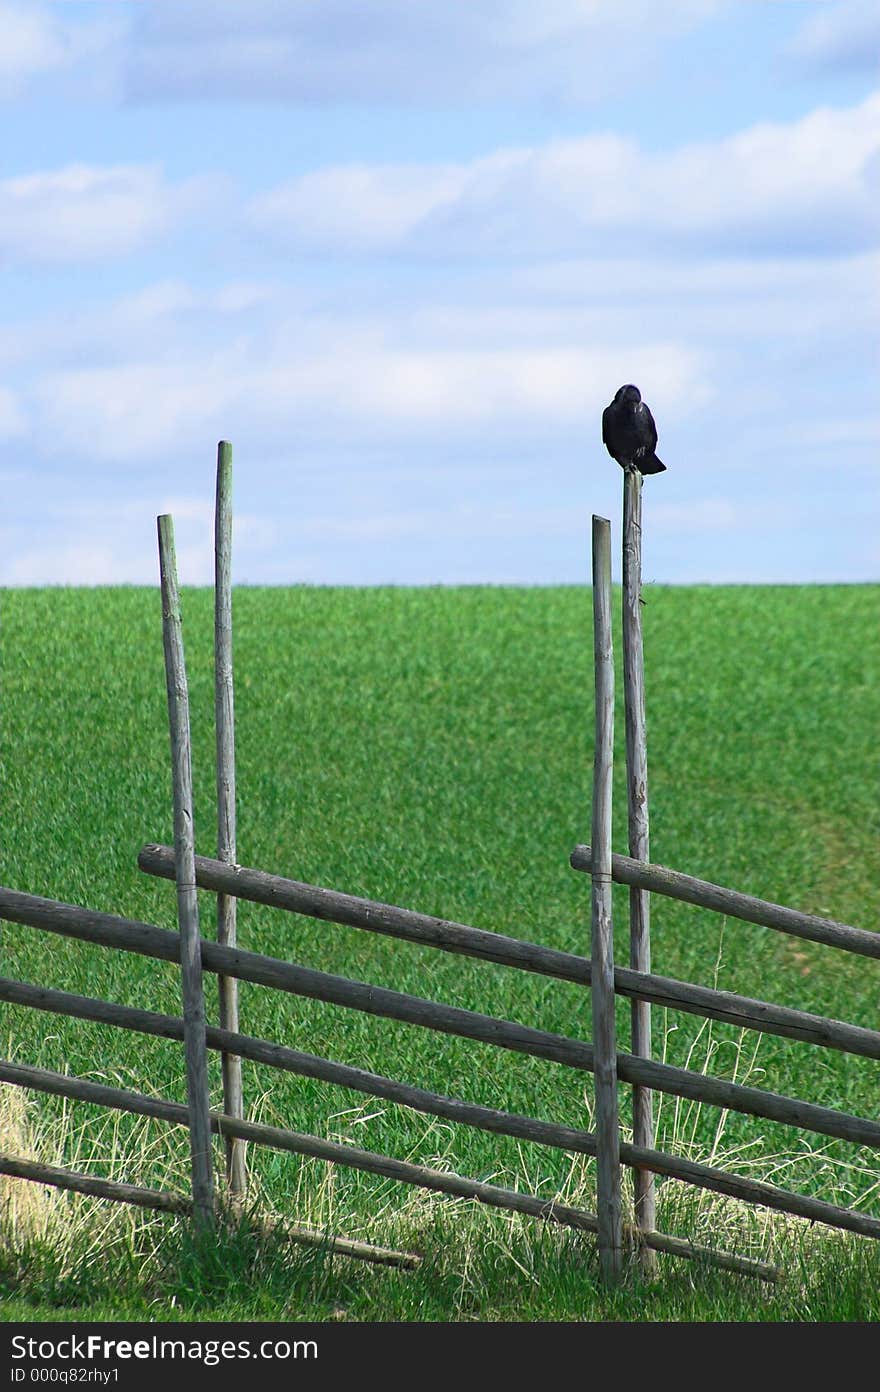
top-left (602, 385), bottom-right (666, 475)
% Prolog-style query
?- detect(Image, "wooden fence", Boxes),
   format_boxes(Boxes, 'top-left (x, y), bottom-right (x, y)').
top-left (1, 444), bottom-right (877, 1287)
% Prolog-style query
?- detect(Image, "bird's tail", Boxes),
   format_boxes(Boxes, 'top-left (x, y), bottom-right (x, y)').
top-left (641, 455), bottom-right (666, 474)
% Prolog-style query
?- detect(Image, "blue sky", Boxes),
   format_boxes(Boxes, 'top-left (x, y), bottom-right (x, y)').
top-left (2, 0), bottom-right (878, 585)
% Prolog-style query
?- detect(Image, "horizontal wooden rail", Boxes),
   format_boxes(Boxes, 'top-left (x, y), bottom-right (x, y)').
top-left (2, 885), bottom-right (879, 1149)
top-left (570, 846), bottom-right (880, 959)
top-left (0, 1153), bottom-right (418, 1268)
top-left (4, 975), bottom-right (879, 1242)
top-left (138, 846), bottom-right (880, 1061)
top-left (0, 1152), bottom-right (190, 1214)
top-left (137, 842), bottom-right (596, 976)
top-left (0, 1059), bottom-right (779, 1282)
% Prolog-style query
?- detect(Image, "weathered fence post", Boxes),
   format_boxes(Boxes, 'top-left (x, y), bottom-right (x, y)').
top-left (157, 513), bottom-right (215, 1229)
top-left (214, 441), bottom-right (246, 1199)
top-left (590, 514), bottom-right (623, 1282)
top-left (622, 466), bottom-right (656, 1268)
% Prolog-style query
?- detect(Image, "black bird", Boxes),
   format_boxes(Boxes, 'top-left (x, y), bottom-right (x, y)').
top-left (602, 384), bottom-right (666, 474)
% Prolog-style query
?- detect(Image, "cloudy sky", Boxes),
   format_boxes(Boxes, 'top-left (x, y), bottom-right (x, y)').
top-left (2, 0), bottom-right (878, 585)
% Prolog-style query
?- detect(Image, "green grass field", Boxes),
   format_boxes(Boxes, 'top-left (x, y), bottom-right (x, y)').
top-left (1, 583), bottom-right (879, 1321)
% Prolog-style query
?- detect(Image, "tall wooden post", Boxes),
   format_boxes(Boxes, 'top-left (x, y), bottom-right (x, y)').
top-left (214, 441), bottom-right (246, 1199)
top-left (158, 513), bottom-right (215, 1229)
top-left (590, 515), bottom-right (623, 1283)
top-left (622, 467), bottom-right (656, 1268)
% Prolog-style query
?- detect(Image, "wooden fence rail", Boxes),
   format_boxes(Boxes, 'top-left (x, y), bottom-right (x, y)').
top-left (0, 1152), bottom-right (418, 1268)
top-left (138, 846), bottom-right (880, 1061)
top-left (3, 973), bottom-right (879, 1242)
top-left (570, 846), bottom-right (879, 959)
top-left (4, 459), bottom-right (874, 1295)
top-left (0, 1057), bottom-right (778, 1282)
top-left (2, 884), bottom-right (879, 1151)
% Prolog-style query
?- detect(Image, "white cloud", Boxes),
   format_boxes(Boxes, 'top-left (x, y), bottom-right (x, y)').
top-left (125, 0), bottom-right (719, 105)
top-left (251, 162), bottom-right (473, 254)
top-left (10, 233), bottom-right (875, 504)
top-left (256, 92), bottom-right (880, 261)
top-left (518, 252), bottom-right (880, 329)
top-left (790, 0), bottom-right (880, 75)
top-left (0, 278), bottom-right (278, 371)
top-left (4, 542), bottom-right (128, 586)
top-left (0, 384), bottom-right (25, 436)
top-left (0, 3), bottom-right (66, 92)
top-left (36, 356), bottom-right (237, 460)
top-left (249, 92), bottom-right (880, 260)
top-left (650, 498), bottom-right (771, 534)
top-left (1, 495), bottom-right (278, 586)
top-left (0, 1), bottom-right (123, 100)
top-left (34, 334), bottom-right (704, 463)
top-left (0, 164), bottom-right (219, 265)
top-left (790, 416), bottom-right (880, 449)
top-left (6, 543), bottom-right (92, 586)
top-left (0, 7), bottom-right (874, 588)
top-left (291, 498), bottom-right (600, 546)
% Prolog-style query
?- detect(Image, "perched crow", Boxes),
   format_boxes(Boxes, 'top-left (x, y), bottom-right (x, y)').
top-left (602, 385), bottom-right (666, 474)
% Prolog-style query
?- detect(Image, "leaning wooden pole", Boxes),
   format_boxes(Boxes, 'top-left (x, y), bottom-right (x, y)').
top-left (0, 1153), bottom-right (420, 1269)
top-left (157, 513), bottom-right (215, 1229)
top-left (622, 466), bottom-right (656, 1267)
top-left (590, 515), bottom-right (623, 1282)
top-left (214, 441), bottom-right (245, 1199)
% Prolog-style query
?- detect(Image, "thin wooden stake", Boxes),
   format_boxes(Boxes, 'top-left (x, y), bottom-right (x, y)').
top-left (590, 515), bottom-right (622, 1282)
top-left (214, 441), bottom-right (245, 1199)
top-left (158, 513), bottom-right (215, 1229)
top-left (622, 466), bottom-right (656, 1267)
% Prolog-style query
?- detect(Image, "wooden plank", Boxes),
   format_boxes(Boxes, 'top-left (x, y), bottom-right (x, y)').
top-left (214, 440), bottom-right (245, 1198)
top-left (0, 1153), bottom-right (419, 1268)
top-left (2, 884), bottom-right (880, 1149)
top-left (0, 1058), bottom-right (605, 1238)
top-left (157, 513), bottom-right (214, 1228)
top-left (4, 974), bottom-right (879, 1242)
top-left (590, 514), bottom-right (622, 1281)
top-left (614, 970), bottom-right (880, 1059)
top-left (138, 845), bottom-right (880, 1061)
top-left (0, 1059), bottom-right (780, 1282)
top-left (0, 1151), bottom-right (190, 1213)
top-left (139, 843), bottom-right (598, 972)
top-left (622, 466), bottom-right (655, 1262)
top-left (569, 846), bottom-right (880, 958)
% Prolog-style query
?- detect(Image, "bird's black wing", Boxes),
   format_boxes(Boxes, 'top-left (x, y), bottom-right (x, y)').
top-left (635, 401), bottom-right (658, 454)
top-left (601, 404), bottom-right (612, 447)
